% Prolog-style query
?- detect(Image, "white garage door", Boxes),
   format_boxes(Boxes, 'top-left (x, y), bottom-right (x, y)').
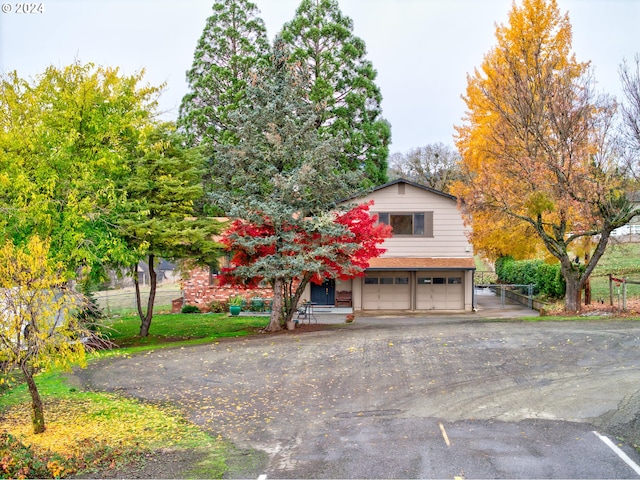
top-left (415, 272), bottom-right (464, 310)
top-left (363, 272), bottom-right (411, 310)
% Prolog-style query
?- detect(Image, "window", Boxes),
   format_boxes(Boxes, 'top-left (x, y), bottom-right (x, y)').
top-left (364, 277), bottom-right (379, 285)
top-left (417, 277), bottom-right (432, 285)
top-left (395, 277), bottom-right (409, 285)
top-left (448, 277), bottom-right (462, 285)
top-left (433, 277), bottom-right (446, 285)
top-left (380, 277), bottom-right (394, 285)
top-left (377, 212), bottom-right (433, 237)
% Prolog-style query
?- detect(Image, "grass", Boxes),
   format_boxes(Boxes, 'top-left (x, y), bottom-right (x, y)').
top-left (0, 370), bottom-right (230, 479)
top-left (0, 312), bottom-right (271, 479)
top-left (101, 312), bottom-right (270, 351)
top-left (590, 243), bottom-right (640, 301)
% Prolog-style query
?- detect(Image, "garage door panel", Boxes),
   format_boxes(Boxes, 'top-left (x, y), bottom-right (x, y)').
top-left (416, 272), bottom-right (464, 310)
top-left (363, 272), bottom-right (410, 310)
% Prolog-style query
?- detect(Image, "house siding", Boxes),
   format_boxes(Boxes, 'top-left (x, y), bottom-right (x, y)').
top-left (360, 183), bottom-right (473, 259)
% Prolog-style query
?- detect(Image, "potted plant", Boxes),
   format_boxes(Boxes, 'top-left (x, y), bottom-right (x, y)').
top-left (228, 295), bottom-right (243, 316)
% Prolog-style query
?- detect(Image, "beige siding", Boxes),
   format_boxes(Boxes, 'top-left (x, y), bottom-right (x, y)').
top-left (359, 183), bottom-right (473, 259)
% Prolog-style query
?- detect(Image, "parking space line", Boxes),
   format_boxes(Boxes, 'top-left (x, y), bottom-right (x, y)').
top-left (439, 422), bottom-right (451, 447)
top-left (593, 431), bottom-right (640, 476)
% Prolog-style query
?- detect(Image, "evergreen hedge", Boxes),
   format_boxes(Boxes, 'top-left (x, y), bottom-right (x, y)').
top-left (495, 256), bottom-right (565, 299)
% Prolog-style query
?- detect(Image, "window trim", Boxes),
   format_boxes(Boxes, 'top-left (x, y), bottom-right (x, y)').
top-left (376, 211), bottom-right (434, 237)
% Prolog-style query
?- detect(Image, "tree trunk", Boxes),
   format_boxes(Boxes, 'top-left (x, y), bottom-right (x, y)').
top-left (266, 278), bottom-right (284, 332)
top-left (562, 267), bottom-right (582, 313)
top-left (21, 363), bottom-right (45, 434)
top-left (139, 254), bottom-right (157, 337)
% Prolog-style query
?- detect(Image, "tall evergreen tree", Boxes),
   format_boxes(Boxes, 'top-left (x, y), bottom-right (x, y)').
top-left (211, 37), bottom-right (372, 331)
top-left (280, 0), bottom-right (391, 185)
top-left (116, 123), bottom-right (222, 337)
top-left (178, 0), bottom-right (270, 150)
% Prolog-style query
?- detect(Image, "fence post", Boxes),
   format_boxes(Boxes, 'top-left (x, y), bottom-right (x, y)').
top-left (623, 278), bottom-right (627, 311)
top-left (528, 284), bottom-right (533, 309)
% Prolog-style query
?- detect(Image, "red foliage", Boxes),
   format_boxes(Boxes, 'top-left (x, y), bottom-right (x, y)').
top-left (219, 201), bottom-right (391, 286)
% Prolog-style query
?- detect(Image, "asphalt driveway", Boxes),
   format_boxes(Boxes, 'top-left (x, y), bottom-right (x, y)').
top-left (76, 311), bottom-right (640, 479)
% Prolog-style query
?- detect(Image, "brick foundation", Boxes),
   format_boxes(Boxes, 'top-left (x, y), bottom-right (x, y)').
top-left (182, 267), bottom-right (273, 312)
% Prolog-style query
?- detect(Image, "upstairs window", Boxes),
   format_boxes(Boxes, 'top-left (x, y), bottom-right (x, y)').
top-left (377, 212), bottom-right (433, 237)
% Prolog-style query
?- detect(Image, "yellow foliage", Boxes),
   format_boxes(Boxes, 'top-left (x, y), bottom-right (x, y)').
top-left (3, 395), bottom-right (211, 457)
top-left (453, 0), bottom-right (610, 263)
top-left (0, 236), bottom-right (86, 373)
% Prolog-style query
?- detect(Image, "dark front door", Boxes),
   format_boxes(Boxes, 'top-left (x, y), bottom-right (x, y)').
top-left (310, 279), bottom-right (335, 305)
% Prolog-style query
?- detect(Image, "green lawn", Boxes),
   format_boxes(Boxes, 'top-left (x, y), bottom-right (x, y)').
top-left (100, 312), bottom-right (270, 351)
top-left (590, 243), bottom-right (640, 301)
top-left (1, 312), bottom-right (272, 479)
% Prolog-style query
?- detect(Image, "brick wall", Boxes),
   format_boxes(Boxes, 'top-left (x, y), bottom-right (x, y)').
top-left (182, 266), bottom-right (273, 312)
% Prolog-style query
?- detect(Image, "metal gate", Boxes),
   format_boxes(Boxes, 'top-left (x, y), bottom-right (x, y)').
top-left (474, 284), bottom-right (535, 309)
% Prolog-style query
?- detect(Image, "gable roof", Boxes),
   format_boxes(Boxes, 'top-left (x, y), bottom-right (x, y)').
top-left (342, 178), bottom-right (458, 204)
top-left (370, 178), bottom-right (457, 201)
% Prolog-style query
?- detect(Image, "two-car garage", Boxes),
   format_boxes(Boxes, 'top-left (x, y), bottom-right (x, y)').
top-left (362, 271), bottom-right (465, 311)
top-left (357, 257), bottom-right (476, 312)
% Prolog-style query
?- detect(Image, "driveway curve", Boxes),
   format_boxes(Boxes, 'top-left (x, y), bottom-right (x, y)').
top-left (76, 318), bottom-right (640, 479)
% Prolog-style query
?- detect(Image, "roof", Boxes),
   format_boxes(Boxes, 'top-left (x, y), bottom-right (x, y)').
top-left (367, 257), bottom-right (476, 270)
top-left (370, 178), bottom-right (457, 201)
top-left (341, 178), bottom-right (458, 204)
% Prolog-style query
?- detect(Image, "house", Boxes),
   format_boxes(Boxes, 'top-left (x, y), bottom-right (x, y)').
top-left (301, 179), bottom-right (475, 312)
top-left (182, 178), bottom-right (475, 312)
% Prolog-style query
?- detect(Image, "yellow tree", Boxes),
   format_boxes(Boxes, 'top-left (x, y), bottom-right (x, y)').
top-left (453, 0), bottom-right (638, 312)
top-left (0, 236), bottom-right (87, 434)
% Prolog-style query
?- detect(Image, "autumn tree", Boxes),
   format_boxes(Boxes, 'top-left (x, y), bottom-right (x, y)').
top-left (0, 63), bottom-right (160, 285)
top-left (221, 202), bottom-right (390, 329)
top-left (388, 143), bottom-right (462, 193)
top-left (280, 0), bottom-right (391, 185)
top-left (178, 0), bottom-right (270, 151)
top-left (116, 123), bottom-right (222, 337)
top-left (0, 236), bottom-right (88, 434)
top-left (211, 38), bottom-right (389, 331)
top-left (452, 0), bottom-right (638, 311)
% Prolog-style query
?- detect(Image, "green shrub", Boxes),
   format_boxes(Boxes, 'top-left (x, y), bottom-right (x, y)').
top-left (180, 305), bottom-right (201, 314)
top-left (250, 298), bottom-right (265, 312)
top-left (208, 300), bottom-right (228, 313)
top-left (495, 256), bottom-right (565, 299)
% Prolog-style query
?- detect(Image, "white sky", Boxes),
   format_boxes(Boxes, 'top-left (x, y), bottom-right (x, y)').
top-left (1, 0), bottom-right (638, 154)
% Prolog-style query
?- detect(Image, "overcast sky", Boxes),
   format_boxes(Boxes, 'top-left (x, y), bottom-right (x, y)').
top-left (1, 0), bottom-right (638, 154)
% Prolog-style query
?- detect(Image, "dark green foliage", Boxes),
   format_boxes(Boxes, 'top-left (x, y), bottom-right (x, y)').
top-left (75, 291), bottom-right (104, 331)
top-left (211, 38), bottom-right (365, 330)
top-left (280, 0), bottom-right (390, 185)
top-left (178, 0), bottom-right (270, 151)
top-left (116, 123), bottom-right (222, 336)
top-left (181, 305), bottom-right (202, 314)
top-left (495, 256), bottom-right (566, 299)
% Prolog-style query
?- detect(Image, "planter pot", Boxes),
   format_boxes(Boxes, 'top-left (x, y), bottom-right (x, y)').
top-left (229, 305), bottom-right (241, 316)
top-left (286, 320), bottom-right (295, 331)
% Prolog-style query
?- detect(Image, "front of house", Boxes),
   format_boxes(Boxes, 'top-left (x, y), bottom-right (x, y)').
top-left (182, 179), bottom-right (475, 313)
top-left (306, 179), bottom-right (475, 312)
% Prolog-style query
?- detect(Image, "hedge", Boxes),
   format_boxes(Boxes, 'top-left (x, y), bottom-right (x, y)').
top-left (495, 256), bottom-right (565, 299)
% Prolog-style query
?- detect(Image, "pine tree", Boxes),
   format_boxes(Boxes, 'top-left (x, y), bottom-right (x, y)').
top-left (211, 37), bottom-right (378, 331)
top-left (117, 123), bottom-right (222, 336)
top-left (178, 0), bottom-right (270, 151)
top-left (280, 0), bottom-right (391, 185)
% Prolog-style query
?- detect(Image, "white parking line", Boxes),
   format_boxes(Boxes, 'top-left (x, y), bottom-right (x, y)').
top-left (439, 422), bottom-right (451, 447)
top-left (593, 431), bottom-right (640, 476)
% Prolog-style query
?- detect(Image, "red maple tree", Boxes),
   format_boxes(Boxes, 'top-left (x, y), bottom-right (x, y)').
top-left (219, 201), bottom-right (391, 330)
